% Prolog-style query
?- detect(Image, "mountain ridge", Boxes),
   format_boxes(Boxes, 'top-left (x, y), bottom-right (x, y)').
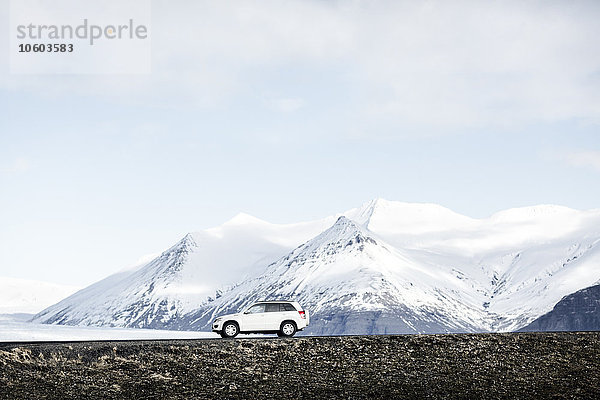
top-left (31, 199), bottom-right (600, 334)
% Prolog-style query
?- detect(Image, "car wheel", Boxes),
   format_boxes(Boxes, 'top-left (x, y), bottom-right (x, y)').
top-left (222, 322), bottom-right (239, 338)
top-left (279, 321), bottom-right (296, 337)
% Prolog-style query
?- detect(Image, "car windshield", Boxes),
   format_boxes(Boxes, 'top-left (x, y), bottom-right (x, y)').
top-left (245, 304), bottom-right (265, 314)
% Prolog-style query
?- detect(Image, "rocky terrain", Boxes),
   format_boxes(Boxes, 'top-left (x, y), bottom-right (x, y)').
top-left (1, 333), bottom-right (599, 399)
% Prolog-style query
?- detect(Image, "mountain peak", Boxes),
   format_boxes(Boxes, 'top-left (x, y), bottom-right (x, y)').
top-left (350, 198), bottom-right (383, 225)
top-left (346, 199), bottom-right (476, 234)
top-left (225, 212), bottom-right (268, 226)
top-left (158, 233), bottom-right (198, 263)
top-left (311, 215), bottom-right (366, 244)
top-left (179, 232), bottom-right (198, 249)
top-left (334, 215), bottom-right (357, 225)
top-left (329, 215), bottom-right (364, 236)
top-left (291, 215), bottom-right (378, 258)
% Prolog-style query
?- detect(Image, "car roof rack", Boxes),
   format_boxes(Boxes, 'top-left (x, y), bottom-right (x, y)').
top-left (257, 299), bottom-right (293, 302)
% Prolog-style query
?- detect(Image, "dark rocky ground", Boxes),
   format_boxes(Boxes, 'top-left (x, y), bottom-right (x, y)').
top-left (1, 332), bottom-right (598, 399)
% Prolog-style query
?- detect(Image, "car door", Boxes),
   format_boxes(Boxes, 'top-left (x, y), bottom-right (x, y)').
top-left (280, 302), bottom-right (299, 327)
top-left (264, 303), bottom-right (283, 330)
top-left (240, 303), bottom-right (266, 331)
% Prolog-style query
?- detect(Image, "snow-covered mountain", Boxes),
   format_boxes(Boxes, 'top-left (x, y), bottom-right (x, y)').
top-left (32, 199), bottom-right (600, 334)
top-left (181, 216), bottom-right (489, 334)
top-left (32, 214), bottom-right (335, 328)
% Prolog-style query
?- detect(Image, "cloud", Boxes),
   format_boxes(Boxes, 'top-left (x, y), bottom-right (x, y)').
top-left (563, 151), bottom-right (600, 172)
top-left (0, 157), bottom-right (32, 174)
top-left (2, 0), bottom-right (600, 132)
top-left (267, 97), bottom-right (305, 113)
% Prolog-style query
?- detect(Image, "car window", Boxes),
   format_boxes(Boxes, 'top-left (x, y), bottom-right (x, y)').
top-left (265, 303), bottom-right (280, 312)
top-left (281, 303), bottom-right (296, 312)
top-left (246, 304), bottom-right (265, 314)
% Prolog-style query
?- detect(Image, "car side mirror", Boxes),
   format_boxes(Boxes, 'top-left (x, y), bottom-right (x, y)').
top-left (243, 311), bottom-right (250, 314)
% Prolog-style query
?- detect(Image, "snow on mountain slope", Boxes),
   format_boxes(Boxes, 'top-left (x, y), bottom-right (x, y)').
top-left (344, 199), bottom-right (600, 330)
top-left (347, 198), bottom-right (479, 235)
top-left (32, 199), bottom-right (600, 334)
top-left (0, 277), bottom-right (80, 314)
top-left (32, 214), bottom-right (334, 328)
top-left (482, 236), bottom-right (600, 330)
top-left (0, 319), bottom-right (216, 342)
top-left (181, 216), bottom-right (490, 334)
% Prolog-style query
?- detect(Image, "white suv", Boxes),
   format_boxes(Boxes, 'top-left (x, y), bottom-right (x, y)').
top-left (212, 301), bottom-right (310, 338)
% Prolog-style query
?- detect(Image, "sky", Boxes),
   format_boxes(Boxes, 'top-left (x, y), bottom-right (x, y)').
top-left (1, 0), bottom-right (600, 287)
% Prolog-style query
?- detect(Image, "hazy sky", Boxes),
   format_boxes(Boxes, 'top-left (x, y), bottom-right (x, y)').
top-left (1, 0), bottom-right (600, 286)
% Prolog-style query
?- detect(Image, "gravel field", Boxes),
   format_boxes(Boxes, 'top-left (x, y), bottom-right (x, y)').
top-left (1, 332), bottom-right (598, 399)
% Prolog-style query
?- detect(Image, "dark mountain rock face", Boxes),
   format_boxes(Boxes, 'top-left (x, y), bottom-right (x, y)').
top-left (300, 309), bottom-right (475, 335)
top-left (521, 284), bottom-right (600, 332)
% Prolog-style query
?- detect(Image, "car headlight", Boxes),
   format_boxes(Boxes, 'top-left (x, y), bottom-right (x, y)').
top-left (214, 317), bottom-right (223, 323)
